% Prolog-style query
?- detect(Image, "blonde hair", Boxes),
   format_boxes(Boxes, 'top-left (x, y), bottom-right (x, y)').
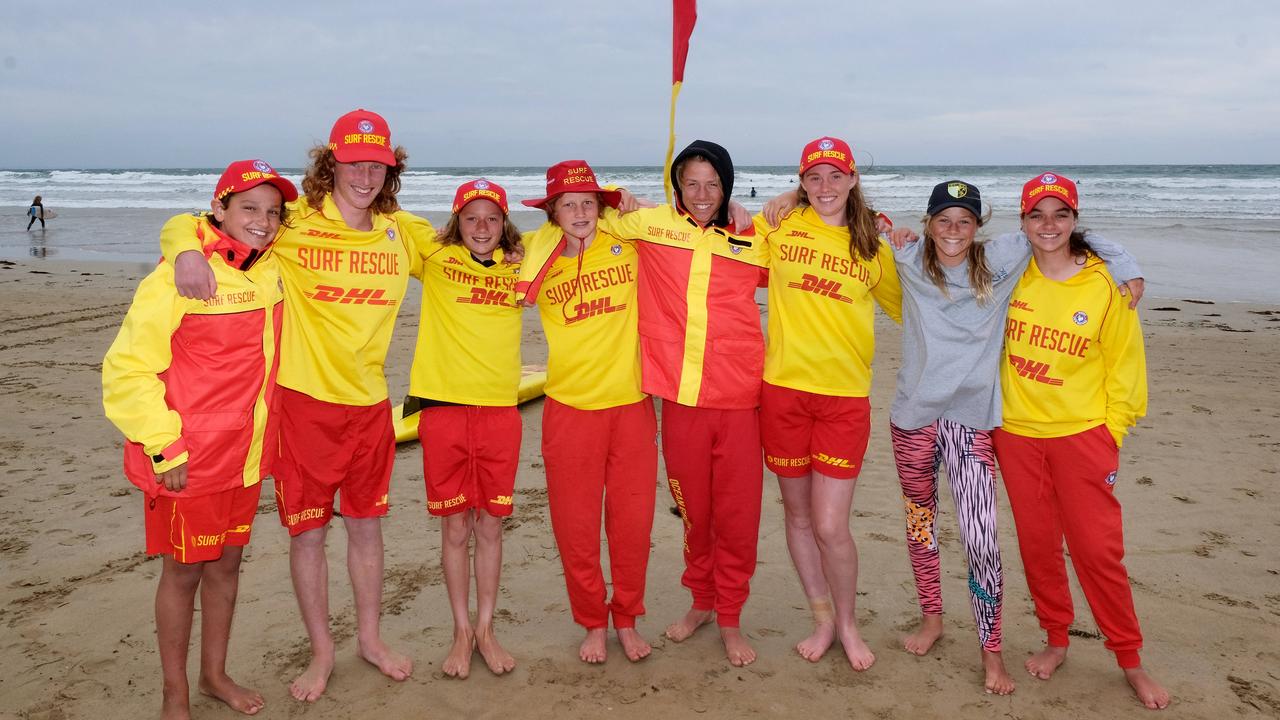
top-left (301, 145), bottom-right (408, 216)
top-left (920, 208), bottom-right (994, 305)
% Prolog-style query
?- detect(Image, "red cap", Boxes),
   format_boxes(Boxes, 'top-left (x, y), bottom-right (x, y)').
top-left (327, 109), bottom-right (395, 165)
top-left (799, 136), bottom-right (855, 175)
top-left (1020, 172), bottom-right (1079, 214)
top-left (521, 160), bottom-right (622, 209)
top-left (214, 159), bottom-right (298, 203)
top-left (452, 179), bottom-right (509, 214)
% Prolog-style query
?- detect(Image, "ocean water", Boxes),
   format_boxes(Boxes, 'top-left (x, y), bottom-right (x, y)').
top-left (3, 165), bottom-right (1278, 219)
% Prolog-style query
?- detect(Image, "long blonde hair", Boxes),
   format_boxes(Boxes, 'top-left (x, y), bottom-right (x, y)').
top-left (920, 209), bottom-right (994, 305)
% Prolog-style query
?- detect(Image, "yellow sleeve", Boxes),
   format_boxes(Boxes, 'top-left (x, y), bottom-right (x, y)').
top-left (102, 269), bottom-right (190, 473)
top-left (395, 210), bottom-right (436, 280)
top-left (598, 206), bottom-right (651, 241)
top-left (1099, 292), bottom-right (1148, 447)
top-left (158, 213), bottom-right (204, 264)
top-left (870, 239), bottom-right (904, 324)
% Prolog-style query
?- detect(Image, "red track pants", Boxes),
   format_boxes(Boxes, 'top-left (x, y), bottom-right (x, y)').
top-left (994, 424), bottom-right (1144, 668)
top-left (660, 400), bottom-right (763, 628)
top-left (542, 396), bottom-right (658, 630)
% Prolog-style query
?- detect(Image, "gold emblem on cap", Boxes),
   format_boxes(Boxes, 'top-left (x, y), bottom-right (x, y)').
top-left (947, 182), bottom-right (968, 199)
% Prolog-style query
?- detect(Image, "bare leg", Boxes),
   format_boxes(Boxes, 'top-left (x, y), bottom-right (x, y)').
top-left (664, 607), bottom-right (713, 642)
top-left (473, 512), bottom-right (515, 674)
top-left (196, 547), bottom-right (264, 715)
top-left (983, 649), bottom-right (1015, 695)
top-left (777, 473), bottom-right (836, 661)
top-left (1026, 644), bottom-right (1068, 679)
top-left (345, 515), bottom-right (412, 681)
top-left (440, 512), bottom-right (475, 679)
top-left (616, 626), bottom-right (651, 662)
top-left (810, 472), bottom-right (874, 671)
top-left (156, 557), bottom-right (203, 720)
top-left (1124, 667), bottom-right (1170, 709)
top-left (903, 613), bottom-right (944, 656)
top-left (288, 527), bottom-right (334, 702)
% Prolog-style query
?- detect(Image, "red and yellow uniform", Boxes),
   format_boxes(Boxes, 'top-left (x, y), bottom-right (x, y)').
top-left (410, 235), bottom-right (523, 517)
top-left (600, 204), bottom-right (766, 628)
top-left (105, 214), bottom-right (283, 562)
top-left (994, 254), bottom-right (1149, 669)
top-left (753, 207), bottom-right (902, 478)
top-left (530, 228), bottom-right (657, 631)
top-left (160, 195), bottom-right (429, 535)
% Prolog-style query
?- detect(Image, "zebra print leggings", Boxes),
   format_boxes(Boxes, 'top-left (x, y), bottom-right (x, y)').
top-left (890, 419), bottom-right (1003, 651)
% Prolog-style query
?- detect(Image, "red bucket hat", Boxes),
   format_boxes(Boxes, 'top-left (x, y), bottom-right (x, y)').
top-left (521, 160), bottom-right (622, 209)
top-left (328, 109), bottom-right (396, 165)
top-left (214, 159), bottom-right (298, 203)
top-left (799, 136), bottom-right (855, 175)
top-left (1020, 172), bottom-right (1079, 214)
top-left (452, 179), bottom-right (509, 214)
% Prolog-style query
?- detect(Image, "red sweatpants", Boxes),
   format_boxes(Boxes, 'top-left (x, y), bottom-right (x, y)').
top-left (542, 396), bottom-right (658, 630)
top-left (993, 424), bottom-right (1143, 668)
top-left (660, 400), bottom-right (763, 628)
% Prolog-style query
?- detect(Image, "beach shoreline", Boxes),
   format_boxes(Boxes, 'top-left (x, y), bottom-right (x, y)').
top-left (1, 255), bottom-right (1277, 719)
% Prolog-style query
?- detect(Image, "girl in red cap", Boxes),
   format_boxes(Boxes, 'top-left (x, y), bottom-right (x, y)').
top-left (407, 179), bottom-right (524, 679)
top-left (995, 172), bottom-right (1169, 709)
top-left (754, 136), bottom-right (902, 672)
top-left (104, 160), bottom-right (294, 718)
top-left (164, 110), bottom-right (423, 702)
top-left (519, 161), bottom-right (658, 664)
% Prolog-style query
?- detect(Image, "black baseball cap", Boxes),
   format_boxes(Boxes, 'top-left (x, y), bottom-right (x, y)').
top-left (926, 180), bottom-right (982, 218)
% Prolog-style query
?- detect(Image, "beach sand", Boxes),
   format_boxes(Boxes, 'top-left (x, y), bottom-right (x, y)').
top-left (1, 254), bottom-right (1277, 719)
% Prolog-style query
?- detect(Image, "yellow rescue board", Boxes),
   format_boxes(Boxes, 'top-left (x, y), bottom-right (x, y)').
top-left (391, 366), bottom-right (547, 444)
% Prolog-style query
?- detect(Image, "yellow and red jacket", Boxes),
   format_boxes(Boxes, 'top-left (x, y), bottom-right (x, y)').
top-left (1000, 255), bottom-right (1147, 447)
top-left (162, 195), bottom-right (429, 406)
top-left (754, 207), bottom-right (902, 397)
top-left (520, 206), bottom-right (767, 409)
top-left (104, 215), bottom-right (284, 498)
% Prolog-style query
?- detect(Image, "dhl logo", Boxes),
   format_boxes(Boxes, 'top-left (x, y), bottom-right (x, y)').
top-left (303, 229), bottom-right (344, 240)
top-left (491, 495), bottom-right (513, 506)
top-left (813, 452), bottom-right (853, 468)
top-left (456, 287), bottom-right (511, 306)
top-left (445, 256), bottom-right (465, 266)
top-left (787, 273), bottom-right (853, 303)
top-left (305, 285), bottom-right (397, 305)
top-left (566, 297), bottom-right (625, 324)
top-left (1010, 299), bottom-right (1034, 312)
top-left (787, 230), bottom-right (814, 239)
top-left (1008, 353), bottom-right (1064, 386)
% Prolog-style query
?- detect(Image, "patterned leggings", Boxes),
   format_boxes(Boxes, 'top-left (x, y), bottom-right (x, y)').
top-left (890, 419), bottom-right (1003, 651)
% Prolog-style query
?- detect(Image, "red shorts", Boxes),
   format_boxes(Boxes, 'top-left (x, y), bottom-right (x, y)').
top-left (759, 382), bottom-right (870, 480)
top-left (145, 483), bottom-right (262, 564)
top-left (273, 386), bottom-right (395, 536)
top-left (419, 405), bottom-right (521, 517)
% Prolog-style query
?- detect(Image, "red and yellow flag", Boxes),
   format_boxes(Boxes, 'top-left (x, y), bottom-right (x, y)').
top-left (663, 0), bottom-right (698, 204)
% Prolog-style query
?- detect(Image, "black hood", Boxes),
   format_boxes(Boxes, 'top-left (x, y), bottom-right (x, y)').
top-left (671, 139), bottom-right (734, 228)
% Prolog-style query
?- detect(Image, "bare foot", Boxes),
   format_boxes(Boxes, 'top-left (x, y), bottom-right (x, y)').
top-left (1025, 645), bottom-right (1068, 680)
top-left (442, 627), bottom-right (474, 679)
top-left (721, 626), bottom-right (757, 667)
top-left (289, 650), bottom-right (334, 703)
top-left (617, 627), bottom-right (652, 662)
top-left (902, 614), bottom-right (944, 656)
top-left (476, 624), bottom-right (516, 675)
top-left (665, 607), bottom-right (713, 642)
top-left (199, 673), bottom-right (265, 715)
top-left (837, 623), bottom-right (876, 671)
top-left (1124, 667), bottom-right (1171, 709)
top-left (160, 688), bottom-right (192, 720)
top-left (982, 649), bottom-right (1015, 695)
top-left (357, 636), bottom-right (413, 681)
top-left (796, 620), bottom-right (835, 662)
top-left (580, 628), bottom-right (607, 664)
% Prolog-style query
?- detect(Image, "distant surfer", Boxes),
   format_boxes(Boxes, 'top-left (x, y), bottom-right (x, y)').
top-left (26, 196), bottom-right (44, 230)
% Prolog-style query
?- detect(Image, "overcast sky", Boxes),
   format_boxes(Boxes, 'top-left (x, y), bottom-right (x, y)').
top-left (2, 0), bottom-right (1278, 168)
